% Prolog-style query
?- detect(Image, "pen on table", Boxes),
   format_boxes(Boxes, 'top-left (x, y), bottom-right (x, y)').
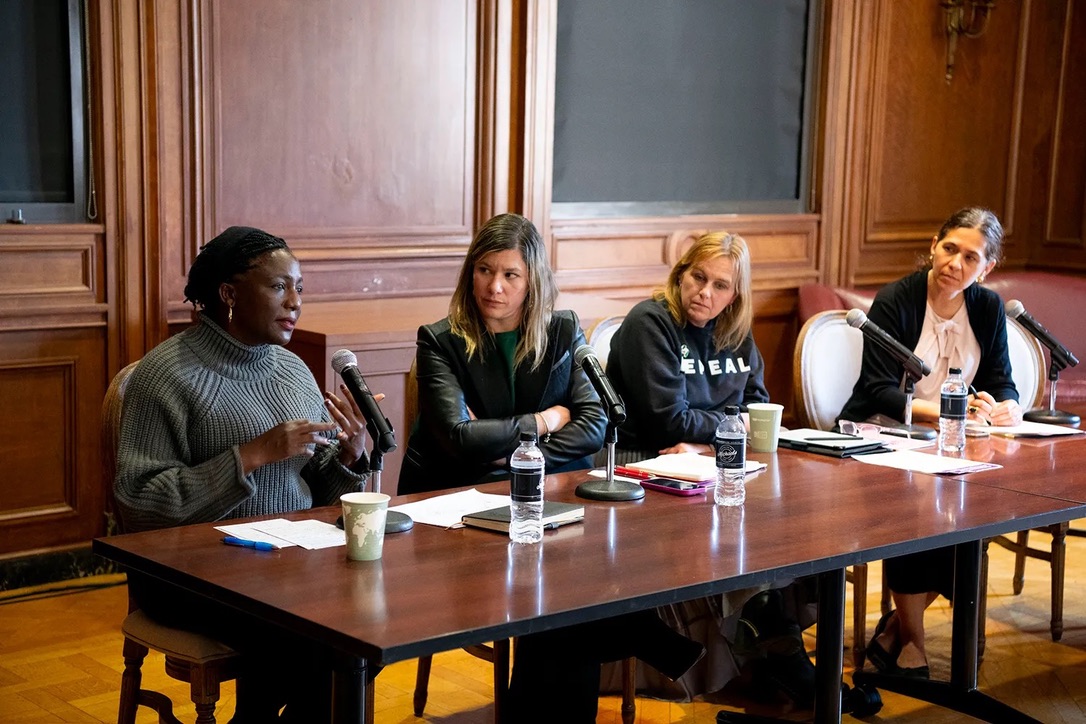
top-left (222, 536), bottom-right (280, 551)
top-left (613, 466), bottom-right (654, 480)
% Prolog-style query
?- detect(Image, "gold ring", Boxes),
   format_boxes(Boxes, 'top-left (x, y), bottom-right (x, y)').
top-left (968, 405), bottom-right (979, 414)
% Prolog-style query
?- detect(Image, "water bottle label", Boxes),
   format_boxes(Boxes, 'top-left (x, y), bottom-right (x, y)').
top-left (510, 469), bottom-right (544, 502)
top-left (715, 437), bottom-right (746, 470)
top-left (941, 392), bottom-right (968, 420)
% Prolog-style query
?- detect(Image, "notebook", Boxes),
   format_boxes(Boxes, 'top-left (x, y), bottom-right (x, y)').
top-left (461, 501), bottom-right (585, 533)
top-left (777, 429), bottom-right (888, 458)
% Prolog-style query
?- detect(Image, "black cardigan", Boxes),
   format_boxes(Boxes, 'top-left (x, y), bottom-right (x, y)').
top-left (838, 271), bottom-right (1017, 424)
top-left (398, 310), bottom-right (607, 493)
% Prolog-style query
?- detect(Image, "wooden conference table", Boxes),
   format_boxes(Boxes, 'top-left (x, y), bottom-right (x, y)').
top-left (94, 435), bottom-right (1086, 724)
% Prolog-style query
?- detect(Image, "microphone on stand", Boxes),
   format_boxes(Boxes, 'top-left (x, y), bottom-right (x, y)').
top-left (572, 344), bottom-right (644, 502)
top-left (1005, 300), bottom-right (1079, 370)
top-left (845, 309), bottom-right (936, 440)
top-left (331, 350), bottom-right (397, 454)
top-left (330, 349), bottom-right (412, 533)
top-left (845, 309), bottom-right (931, 381)
top-left (574, 344), bottom-right (626, 424)
top-left (1005, 300), bottom-right (1081, 426)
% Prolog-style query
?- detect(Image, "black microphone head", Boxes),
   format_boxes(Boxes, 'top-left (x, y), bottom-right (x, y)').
top-left (845, 309), bottom-right (867, 328)
top-left (574, 344), bottom-right (596, 366)
top-left (330, 349), bottom-right (358, 375)
top-left (1004, 299), bottom-right (1025, 319)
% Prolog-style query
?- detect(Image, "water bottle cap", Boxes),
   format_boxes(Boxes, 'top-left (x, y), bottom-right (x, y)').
top-left (520, 431), bottom-right (537, 443)
top-left (724, 405), bottom-right (740, 416)
top-left (949, 367), bottom-right (962, 374)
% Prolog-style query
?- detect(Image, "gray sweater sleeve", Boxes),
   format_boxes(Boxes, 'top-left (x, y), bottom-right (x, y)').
top-left (114, 358), bottom-right (256, 532)
top-left (114, 321), bottom-right (367, 532)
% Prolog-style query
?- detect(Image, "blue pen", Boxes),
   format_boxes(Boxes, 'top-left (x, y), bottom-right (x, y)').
top-left (222, 536), bottom-right (279, 551)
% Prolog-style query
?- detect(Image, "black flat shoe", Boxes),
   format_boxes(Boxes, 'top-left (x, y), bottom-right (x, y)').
top-left (865, 609), bottom-right (899, 673)
top-left (897, 663), bottom-right (930, 680)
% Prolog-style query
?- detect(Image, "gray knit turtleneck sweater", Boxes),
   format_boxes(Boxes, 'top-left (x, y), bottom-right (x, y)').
top-left (114, 315), bottom-right (367, 532)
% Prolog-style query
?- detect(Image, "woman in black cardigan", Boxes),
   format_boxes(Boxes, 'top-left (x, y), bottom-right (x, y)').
top-left (398, 213), bottom-right (606, 492)
top-left (838, 207), bottom-right (1023, 679)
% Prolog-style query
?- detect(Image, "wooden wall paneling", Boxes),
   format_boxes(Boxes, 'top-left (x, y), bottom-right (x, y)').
top-left (0, 330), bottom-right (107, 557)
top-left (520, 0), bottom-right (557, 237)
top-left (1026, 0), bottom-right (1086, 269)
top-left (156, 0), bottom-right (481, 327)
top-left (844, 0), bottom-right (1026, 286)
top-left (475, 0), bottom-right (514, 221)
top-left (817, 0), bottom-right (861, 286)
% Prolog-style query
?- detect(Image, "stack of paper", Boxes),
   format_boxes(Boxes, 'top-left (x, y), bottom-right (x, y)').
top-left (625, 452), bottom-right (766, 482)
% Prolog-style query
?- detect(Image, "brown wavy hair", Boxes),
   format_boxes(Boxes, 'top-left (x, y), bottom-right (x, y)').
top-left (449, 214), bottom-right (558, 370)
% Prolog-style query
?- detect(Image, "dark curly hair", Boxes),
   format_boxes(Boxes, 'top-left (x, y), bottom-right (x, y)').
top-left (183, 226), bottom-right (290, 310)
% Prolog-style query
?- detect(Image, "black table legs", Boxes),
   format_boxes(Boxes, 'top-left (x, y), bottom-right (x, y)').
top-left (852, 540), bottom-right (1040, 723)
top-left (332, 654), bottom-right (370, 724)
top-left (814, 568), bottom-right (845, 723)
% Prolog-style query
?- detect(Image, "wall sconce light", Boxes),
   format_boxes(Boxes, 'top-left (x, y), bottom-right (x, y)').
top-left (941, 0), bottom-right (996, 83)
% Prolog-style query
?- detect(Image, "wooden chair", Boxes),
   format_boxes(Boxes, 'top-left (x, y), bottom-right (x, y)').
top-left (103, 361), bottom-right (243, 724)
top-left (792, 311), bottom-right (874, 669)
top-left (986, 317), bottom-right (1074, 641)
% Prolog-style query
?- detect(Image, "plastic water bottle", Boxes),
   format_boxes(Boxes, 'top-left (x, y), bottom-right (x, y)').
top-left (715, 405), bottom-right (746, 506)
top-left (939, 367), bottom-right (968, 452)
top-left (509, 432), bottom-right (545, 544)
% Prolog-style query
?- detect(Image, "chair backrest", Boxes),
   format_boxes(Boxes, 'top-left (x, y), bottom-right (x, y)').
top-left (586, 315), bottom-right (624, 371)
top-left (793, 310), bottom-right (864, 430)
top-left (1006, 317), bottom-right (1045, 410)
top-left (102, 361), bottom-right (139, 534)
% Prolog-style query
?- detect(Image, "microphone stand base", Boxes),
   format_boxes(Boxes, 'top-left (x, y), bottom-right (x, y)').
top-left (385, 510), bottom-right (414, 534)
top-left (1024, 409), bottom-right (1081, 427)
top-left (575, 479), bottom-right (646, 501)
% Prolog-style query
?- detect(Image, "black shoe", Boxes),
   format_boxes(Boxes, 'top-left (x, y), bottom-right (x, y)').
top-left (626, 611), bottom-right (706, 681)
top-left (762, 644), bottom-right (817, 709)
top-left (898, 663), bottom-right (930, 680)
top-left (738, 590), bottom-right (806, 656)
top-left (865, 609), bottom-right (899, 674)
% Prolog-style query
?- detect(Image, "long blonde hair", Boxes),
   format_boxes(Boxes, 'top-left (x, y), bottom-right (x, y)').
top-left (654, 231), bottom-right (753, 352)
top-left (449, 214), bottom-right (557, 370)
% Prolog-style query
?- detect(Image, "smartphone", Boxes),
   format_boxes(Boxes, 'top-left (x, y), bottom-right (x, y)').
top-left (641, 478), bottom-right (709, 496)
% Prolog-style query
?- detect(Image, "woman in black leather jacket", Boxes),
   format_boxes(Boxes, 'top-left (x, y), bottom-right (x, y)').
top-left (398, 212), bottom-right (607, 493)
top-left (397, 214), bottom-right (702, 722)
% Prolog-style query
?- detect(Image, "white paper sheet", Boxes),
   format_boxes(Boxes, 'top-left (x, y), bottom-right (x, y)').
top-left (251, 519), bottom-right (345, 550)
top-left (850, 449), bottom-right (1002, 476)
top-left (985, 420), bottom-right (1086, 437)
top-left (389, 488), bottom-right (511, 528)
top-left (215, 520), bottom-right (298, 548)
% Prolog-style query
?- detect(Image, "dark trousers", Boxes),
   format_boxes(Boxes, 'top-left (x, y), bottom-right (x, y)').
top-left (507, 609), bottom-right (702, 724)
top-left (128, 573), bottom-right (333, 722)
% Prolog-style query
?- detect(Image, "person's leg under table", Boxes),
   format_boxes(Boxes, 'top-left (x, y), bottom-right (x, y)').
top-left (852, 540), bottom-right (1041, 723)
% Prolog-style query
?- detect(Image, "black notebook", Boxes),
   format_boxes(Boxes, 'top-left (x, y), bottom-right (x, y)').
top-left (462, 501), bottom-right (585, 533)
top-left (777, 429), bottom-right (888, 458)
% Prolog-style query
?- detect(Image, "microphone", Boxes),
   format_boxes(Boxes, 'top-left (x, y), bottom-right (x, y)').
top-left (1005, 300), bottom-right (1079, 370)
top-left (845, 309), bottom-right (932, 380)
top-left (330, 349), bottom-right (397, 454)
top-left (574, 344), bottom-right (626, 424)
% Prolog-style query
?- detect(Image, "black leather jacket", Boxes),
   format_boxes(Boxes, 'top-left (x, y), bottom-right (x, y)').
top-left (398, 310), bottom-right (607, 494)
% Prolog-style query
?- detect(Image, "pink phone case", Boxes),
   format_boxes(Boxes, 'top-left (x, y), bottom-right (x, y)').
top-left (641, 479), bottom-right (709, 496)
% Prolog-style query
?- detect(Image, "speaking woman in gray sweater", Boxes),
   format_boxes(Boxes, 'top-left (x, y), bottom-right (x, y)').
top-left (114, 226), bottom-right (370, 722)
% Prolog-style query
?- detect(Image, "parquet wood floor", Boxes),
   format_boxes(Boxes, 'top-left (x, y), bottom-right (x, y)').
top-left (2, 534), bottom-right (1085, 722)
